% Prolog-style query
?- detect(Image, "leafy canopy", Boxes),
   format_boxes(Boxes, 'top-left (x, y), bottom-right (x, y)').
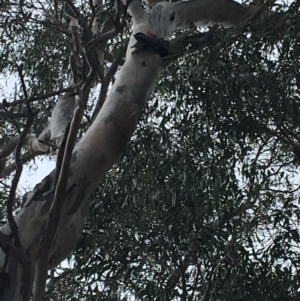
top-left (1, 0), bottom-right (300, 300)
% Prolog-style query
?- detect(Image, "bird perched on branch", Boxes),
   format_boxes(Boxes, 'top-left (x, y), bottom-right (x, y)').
top-left (131, 32), bottom-right (170, 58)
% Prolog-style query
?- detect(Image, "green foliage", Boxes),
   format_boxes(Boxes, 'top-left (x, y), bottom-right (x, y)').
top-left (1, 0), bottom-right (300, 300)
top-left (68, 3), bottom-right (300, 301)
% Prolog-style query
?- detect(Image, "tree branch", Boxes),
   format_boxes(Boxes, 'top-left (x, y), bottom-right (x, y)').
top-left (6, 114), bottom-right (35, 301)
top-left (0, 82), bottom-right (83, 108)
top-left (91, 55), bottom-right (123, 121)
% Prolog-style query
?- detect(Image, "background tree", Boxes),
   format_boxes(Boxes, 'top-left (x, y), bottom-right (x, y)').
top-left (1, 0), bottom-right (300, 300)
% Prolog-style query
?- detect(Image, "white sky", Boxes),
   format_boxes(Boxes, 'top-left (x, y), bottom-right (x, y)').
top-left (19, 158), bottom-right (56, 190)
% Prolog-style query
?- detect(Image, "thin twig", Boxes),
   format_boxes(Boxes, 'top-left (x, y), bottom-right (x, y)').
top-left (0, 112), bottom-right (33, 119)
top-left (189, 263), bottom-right (201, 301)
top-left (91, 55), bottom-right (123, 121)
top-left (88, 0), bottom-right (97, 28)
top-left (86, 28), bottom-right (120, 52)
top-left (264, 126), bottom-right (296, 147)
top-left (165, 251), bottom-right (193, 300)
top-left (16, 64), bottom-right (28, 98)
top-left (179, 255), bottom-right (187, 301)
top-left (279, 124), bottom-right (300, 144)
top-left (1, 81), bottom-right (83, 108)
top-left (85, 0), bottom-right (127, 54)
top-left (63, 0), bottom-right (80, 17)
top-left (27, 16), bottom-right (72, 37)
top-left (16, 63), bottom-right (33, 115)
top-left (1, 106), bottom-right (21, 133)
top-left (6, 113), bottom-right (35, 301)
top-left (45, 268), bottom-right (73, 297)
top-left (114, 0), bottom-right (122, 28)
top-left (203, 256), bottom-right (227, 301)
top-left (7, 120), bottom-right (33, 246)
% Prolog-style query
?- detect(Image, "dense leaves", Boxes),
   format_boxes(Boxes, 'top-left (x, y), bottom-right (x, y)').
top-left (1, 0), bottom-right (300, 300)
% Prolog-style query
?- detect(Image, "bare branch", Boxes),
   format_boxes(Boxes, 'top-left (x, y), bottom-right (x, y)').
top-left (88, 0), bottom-right (97, 28)
top-left (114, 0), bottom-right (123, 29)
top-left (86, 0), bottom-right (126, 53)
top-left (6, 114), bottom-right (35, 301)
top-left (0, 82), bottom-right (83, 109)
top-left (91, 55), bottom-right (123, 121)
top-left (63, 0), bottom-right (80, 18)
top-left (203, 256), bottom-right (226, 301)
top-left (163, 28), bottom-right (215, 63)
top-left (0, 112), bottom-right (33, 119)
top-left (190, 263), bottom-right (201, 301)
top-left (15, 64), bottom-right (28, 98)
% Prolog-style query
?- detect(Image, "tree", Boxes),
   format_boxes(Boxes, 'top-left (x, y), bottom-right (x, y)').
top-left (1, 0), bottom-right (300, 300)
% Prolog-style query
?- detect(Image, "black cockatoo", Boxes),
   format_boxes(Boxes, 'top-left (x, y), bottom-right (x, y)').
top-left (131, 32), bottom-right (170, 58)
